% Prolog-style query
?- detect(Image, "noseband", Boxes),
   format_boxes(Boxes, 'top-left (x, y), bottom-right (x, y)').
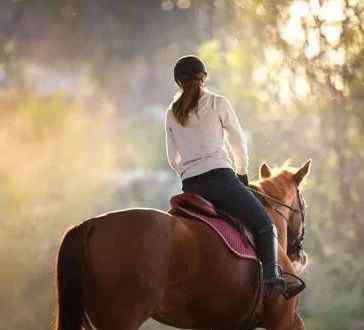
top-left (248, 186), bottom-right (306, 259)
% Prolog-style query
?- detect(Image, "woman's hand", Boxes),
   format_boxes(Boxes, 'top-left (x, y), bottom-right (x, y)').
top-left (238, 174), bottom-right (249, 186)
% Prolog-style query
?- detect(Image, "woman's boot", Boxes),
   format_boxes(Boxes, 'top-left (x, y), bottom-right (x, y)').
top-left (256, 224), bottom-right (286, 297)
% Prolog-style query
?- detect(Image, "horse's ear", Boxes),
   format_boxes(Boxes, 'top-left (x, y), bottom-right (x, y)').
top-left (293, 159), bottom-right (311, 185)
top-left (260, 163), bottom-right (271, 179)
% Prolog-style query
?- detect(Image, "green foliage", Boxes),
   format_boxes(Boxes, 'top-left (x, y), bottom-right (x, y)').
top-left (199, 40), bottom-right (223, 71)
top-left (0, 91), bottom-right (124, 329)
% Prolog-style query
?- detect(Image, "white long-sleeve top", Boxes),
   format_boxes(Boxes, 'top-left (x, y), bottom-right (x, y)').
top-left (165, 88), bottom-right (249, 180)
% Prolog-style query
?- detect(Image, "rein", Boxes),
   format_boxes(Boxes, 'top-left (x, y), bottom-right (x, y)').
top-left (247, 186), bottom-right (301, 214)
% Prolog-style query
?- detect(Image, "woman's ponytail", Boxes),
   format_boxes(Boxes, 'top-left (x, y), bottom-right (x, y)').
top-left (171, 74), bottom-right (204, 126)
top-left (172, 55), bottom-right (207, 126)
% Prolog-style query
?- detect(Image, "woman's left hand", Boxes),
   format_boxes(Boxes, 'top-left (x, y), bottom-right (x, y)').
top-left (238, 174), bottom-right (249, 186)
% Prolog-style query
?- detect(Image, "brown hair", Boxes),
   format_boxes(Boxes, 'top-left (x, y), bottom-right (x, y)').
top-left (171, 72), bottom-right (206, 126)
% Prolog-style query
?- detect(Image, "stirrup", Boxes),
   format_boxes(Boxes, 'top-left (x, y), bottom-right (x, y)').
top-left (282, 272), bottom-right (306, 300)
top-left (262, 263), bottom-right (285, 297)
top-left (263, 278), bottom-right (286, 298)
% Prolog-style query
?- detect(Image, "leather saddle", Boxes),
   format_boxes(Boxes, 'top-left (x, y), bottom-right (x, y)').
top-left (170, 192), bottom-right (255, 247)
top-left (171, 192), bottom-right (219, 217)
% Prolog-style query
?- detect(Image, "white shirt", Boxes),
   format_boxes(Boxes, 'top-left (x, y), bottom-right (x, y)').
top-left (165, 88), bottom-right (248, 180)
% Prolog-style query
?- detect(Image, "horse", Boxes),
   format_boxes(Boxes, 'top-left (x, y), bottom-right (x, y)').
top-left (54, 160), bottom-right (311, 330)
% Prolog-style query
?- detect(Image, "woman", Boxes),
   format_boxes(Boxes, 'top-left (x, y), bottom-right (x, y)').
top-left (165, 55), bottom-right (286, 297)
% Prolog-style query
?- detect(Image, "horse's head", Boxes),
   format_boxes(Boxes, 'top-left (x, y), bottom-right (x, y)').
top-left (256, 159), bottom-right (311, 274)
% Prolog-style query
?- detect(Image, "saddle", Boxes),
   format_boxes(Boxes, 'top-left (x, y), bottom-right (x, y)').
top-left (169, 192), bottom-right (257, 259)
top-left (171, 193), bottom-right (220, 218)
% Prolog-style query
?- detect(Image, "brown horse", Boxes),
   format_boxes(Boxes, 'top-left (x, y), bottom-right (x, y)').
top-left (54, 160), bottom-right (311, 330)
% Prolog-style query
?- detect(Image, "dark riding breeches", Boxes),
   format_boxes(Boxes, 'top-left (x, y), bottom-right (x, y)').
top-left (181, 167), bottom-right (272, 234)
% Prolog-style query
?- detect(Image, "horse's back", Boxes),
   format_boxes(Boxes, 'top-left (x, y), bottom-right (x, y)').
top-left (84, 208), bottom-right (173, 283)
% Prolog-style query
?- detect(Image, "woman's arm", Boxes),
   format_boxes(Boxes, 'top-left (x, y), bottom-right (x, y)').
top-left (218, 96), bottom-right (249, 175)
top-left (165, 112), bottom-right (182, 175)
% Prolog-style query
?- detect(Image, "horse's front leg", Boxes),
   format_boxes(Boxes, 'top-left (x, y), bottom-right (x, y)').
top-left (264, 303), bottom-right (305, 330)
top-left (272, 312), bottom-right (305, 330)
top-left (264, 247), bottom-right (306, 330)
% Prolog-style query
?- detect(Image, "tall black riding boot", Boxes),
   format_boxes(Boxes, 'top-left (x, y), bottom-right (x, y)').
top-left (256, 224), bottom-right (286, 298)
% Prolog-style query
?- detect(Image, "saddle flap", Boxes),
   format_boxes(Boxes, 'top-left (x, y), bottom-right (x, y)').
top-left (169, 193), bottom-right (257, 259)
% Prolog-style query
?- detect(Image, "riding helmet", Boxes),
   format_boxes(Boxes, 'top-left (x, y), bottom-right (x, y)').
top-left (174, 55), bottom-right (207, 86)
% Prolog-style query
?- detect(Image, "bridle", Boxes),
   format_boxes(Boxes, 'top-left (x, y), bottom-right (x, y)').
top-left (285, 188), bottom-right (306, 258)
top-left (248, 185), bottom-right (306, 259)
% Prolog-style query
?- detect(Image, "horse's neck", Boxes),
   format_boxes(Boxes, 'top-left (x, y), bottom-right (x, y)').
top-left (253, 182), bottom-right (290, 252)
top-left (271, 208), bottom-right (288, 252)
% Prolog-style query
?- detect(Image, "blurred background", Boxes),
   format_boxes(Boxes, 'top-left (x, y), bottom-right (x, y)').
top-left (0, 0), bottom-right (363, 329)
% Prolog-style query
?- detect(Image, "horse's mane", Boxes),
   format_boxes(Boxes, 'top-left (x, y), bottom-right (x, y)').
top-left (252, 162), bottom-right (302, 201)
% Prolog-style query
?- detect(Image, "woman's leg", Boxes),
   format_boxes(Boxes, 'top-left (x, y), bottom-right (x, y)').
top-left (182, 168), bottom-right (285, 296)
top-left (182, 168), bottom-right (270, 231)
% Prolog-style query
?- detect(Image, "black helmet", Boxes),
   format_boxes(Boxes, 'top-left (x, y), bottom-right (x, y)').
top-left (174, 55), bottom-right (207, 86)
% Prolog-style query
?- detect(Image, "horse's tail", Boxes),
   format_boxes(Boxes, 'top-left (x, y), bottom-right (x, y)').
top-left (54, 224), bottom-right (85, 330)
